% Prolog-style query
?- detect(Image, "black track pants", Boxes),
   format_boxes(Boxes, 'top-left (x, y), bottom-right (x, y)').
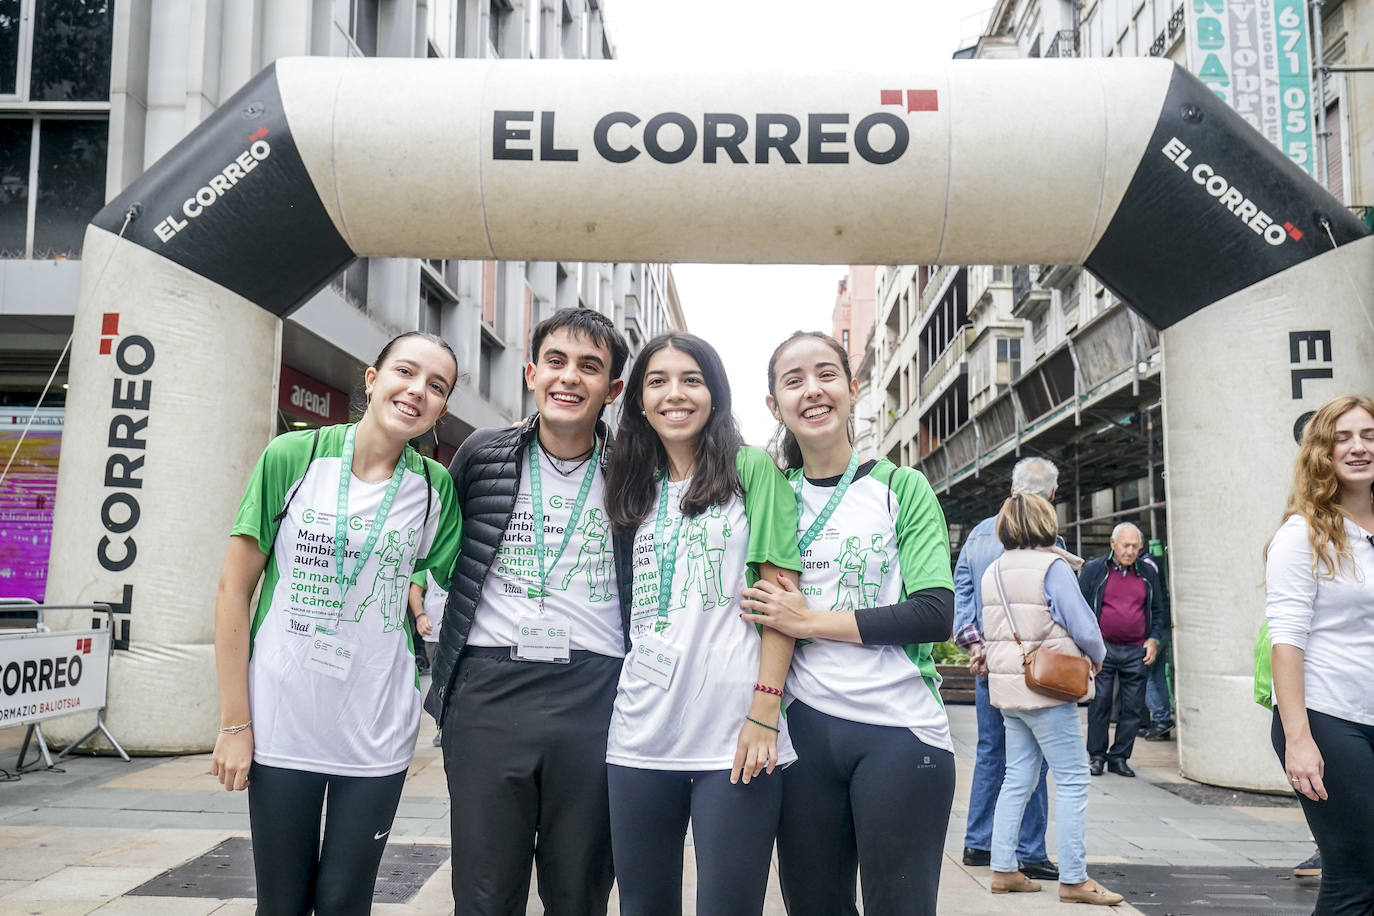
top-left (247, 762), bottom-right (407, 916)
top-left (442, 648), bottom-right (622, 916)
top-left (777, 701), bottom-right (955, 916)
top-left (607, 764), bottom-right (783, 916)
top-left (1272, 708), bottom-right (1374, 915)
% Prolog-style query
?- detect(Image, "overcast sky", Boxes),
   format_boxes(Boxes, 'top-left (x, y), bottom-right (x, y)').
top-left (600, 1), bottom-right (993, 444)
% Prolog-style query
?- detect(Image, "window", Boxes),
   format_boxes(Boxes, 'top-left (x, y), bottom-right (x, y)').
top-left (490, 0), bottom-right (512, 57)
top-left (995, 337), bottom-right (1022, 387)
top-left (331, 258), bottom-right (369, 311)
top-left (0, 0), bottom-right (113, 260)
top-left (841, 329), bottom-right (850, 351)
top-left (348, 0), bottom-right (379, 56)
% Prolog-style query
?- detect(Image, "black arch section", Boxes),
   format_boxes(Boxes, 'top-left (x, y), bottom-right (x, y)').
top-left (1085, 65), bottom-right (1368, 330)
top-left (91, 64), bottom-right (354, 317)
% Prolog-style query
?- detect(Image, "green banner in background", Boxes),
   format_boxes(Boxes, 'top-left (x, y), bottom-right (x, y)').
top-left (1186, 0), bottom-right (1318, 178)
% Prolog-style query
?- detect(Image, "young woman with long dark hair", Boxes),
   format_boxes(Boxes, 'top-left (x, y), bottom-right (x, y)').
top-left (211, 332), bottom-right (463, 916)
top-left (739, 330), bottom-right (957, 915)
top-left (1267, 393), bottom-right (1374, 914)
top-left (603, 332), bottom-right (802, 916)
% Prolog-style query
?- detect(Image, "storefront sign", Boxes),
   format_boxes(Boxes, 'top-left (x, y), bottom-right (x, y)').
top-left (1186, 0), bottom-right (1317, 177)
top-left (279, 366), bottom-right (348, 425)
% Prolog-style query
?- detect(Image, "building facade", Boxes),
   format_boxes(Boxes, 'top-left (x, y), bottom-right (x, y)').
top-left (0, 0), bottom-right (684, 602)
top-left (868, 0), bottom-right (1370, 556)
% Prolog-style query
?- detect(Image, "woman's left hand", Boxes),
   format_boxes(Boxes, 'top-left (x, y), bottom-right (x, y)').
top-left (731, 713), bottom-right (779, 785)
top-left (740, 576), bottom-right (815, 639)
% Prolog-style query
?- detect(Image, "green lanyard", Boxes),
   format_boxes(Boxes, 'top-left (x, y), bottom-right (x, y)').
top-left (653, 474), bottom-right (686, 623)
top-left (793, 449), bottom-right (861, 554)
top-left (527, 437), bottom-right (601, 604)
top-left (335, 424), bottom-right (407, 606)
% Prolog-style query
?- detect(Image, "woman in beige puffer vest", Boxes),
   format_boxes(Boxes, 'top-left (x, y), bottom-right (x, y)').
top-left (977, 493), bottom-right (1120, 906)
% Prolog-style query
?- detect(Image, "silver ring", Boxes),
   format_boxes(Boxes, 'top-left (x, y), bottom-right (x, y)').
top-left (1291, 777), bottom-right (1301, 783)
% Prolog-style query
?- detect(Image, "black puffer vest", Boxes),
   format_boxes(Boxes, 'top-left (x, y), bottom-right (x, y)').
top-left (429, 416), bottom-right (628, 722)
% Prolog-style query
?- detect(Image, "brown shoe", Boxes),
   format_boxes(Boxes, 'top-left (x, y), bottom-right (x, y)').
top-left (990, 871), bottom-right (1042, 894)
top-left (1059, 879), bottom-right (1125, 905)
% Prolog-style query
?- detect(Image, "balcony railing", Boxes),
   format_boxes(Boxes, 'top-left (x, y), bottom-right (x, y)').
top-left (920, 325), bottom-right (975, 401)
top-left (1045, 29), bottom-right (1078, 58)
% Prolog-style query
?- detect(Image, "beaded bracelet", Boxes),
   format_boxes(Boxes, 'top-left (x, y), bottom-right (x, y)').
top-left (219, 720), bottom-right (252, 735)
top-left (745, 715), bottom-right (780, 733)
top-left (753, 682), bottom-right (783, 697)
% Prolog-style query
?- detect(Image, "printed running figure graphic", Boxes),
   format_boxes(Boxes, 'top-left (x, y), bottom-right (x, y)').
top-left (357, 527), bottom-right (416, 631)
top-left (561, 507), bottom-right (614, 601)
top-left (674, 506), bottom-right (733, 611)
top-left (830, 535), bottom-right (889, 612)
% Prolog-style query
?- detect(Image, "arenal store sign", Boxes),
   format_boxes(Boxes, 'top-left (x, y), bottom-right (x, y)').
top-left (1186, 0), bottom-right (1318, 178)
top-left (279, 366), bottom-right (348, 425)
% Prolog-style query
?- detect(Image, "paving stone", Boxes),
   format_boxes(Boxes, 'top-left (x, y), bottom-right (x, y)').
top-left (2, 866), bottom-right (153, 902)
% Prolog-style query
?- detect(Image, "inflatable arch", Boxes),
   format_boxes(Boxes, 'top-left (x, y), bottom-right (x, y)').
top-left (45, 57), bottom-right (1370, 790)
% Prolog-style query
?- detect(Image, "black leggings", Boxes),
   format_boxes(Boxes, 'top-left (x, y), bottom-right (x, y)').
top-left (607, 764), bottom-right (782, 916)
top-left (247, 762), bottom-right (408, 916)
top-left (777, 701), bottom-right (955, 916)
top-left (1271, 708), bottom-right (1374, 916)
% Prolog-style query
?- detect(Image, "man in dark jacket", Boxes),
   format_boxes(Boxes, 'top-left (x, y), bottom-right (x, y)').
top-left (431, 308), bottom-right (628, 915)
top-left (1078, 521), bottom-right (1165, 778)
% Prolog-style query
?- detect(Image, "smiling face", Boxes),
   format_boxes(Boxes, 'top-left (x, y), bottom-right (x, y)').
top-left (364, 336), bottom-right (455, 441)
top-left (642, 345), bottom-right (711, 454)
top-left (525, 327), bottom-right (624, 439)
top-left (767, 335), bottom-right (857, 449)
top-left (1330, 406), bottom-right (1374, 493)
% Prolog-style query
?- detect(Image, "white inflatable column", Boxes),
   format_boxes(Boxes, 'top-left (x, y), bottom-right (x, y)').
top-left (1164, 236), bottom-right (1374, 791)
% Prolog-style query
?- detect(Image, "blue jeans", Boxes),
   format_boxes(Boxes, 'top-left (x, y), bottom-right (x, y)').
top-left (963, 675), bottom-right (1050, 862)
top-left (991, 703), bottom-right (1091, 884)
top-left (1145, 632), bottom-right (1172, 724)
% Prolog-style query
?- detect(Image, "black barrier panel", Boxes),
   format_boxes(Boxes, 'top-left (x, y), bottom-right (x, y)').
top-left (1085, 65), bottom-right (1368, 331)
top-left (91, 64), bottom-right (355, 317)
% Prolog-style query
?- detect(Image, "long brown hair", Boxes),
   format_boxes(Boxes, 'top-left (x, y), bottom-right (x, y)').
top-left (1277, 393), bottom-right (1374, 578)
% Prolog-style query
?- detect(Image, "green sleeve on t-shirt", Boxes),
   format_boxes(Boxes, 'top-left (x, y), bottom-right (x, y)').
top-left (874, 459), bottom-right (953, 595)
top-left (229, 428), bottom-right (319, 555)
top-left (737, 446), bottom-right (803, 585)
top-left (411, 454), bottom-right (462, 592)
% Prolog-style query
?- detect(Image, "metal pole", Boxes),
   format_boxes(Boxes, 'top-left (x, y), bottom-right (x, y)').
top-left (1312, 0), bottom-right (1329, 189)
top-left (1146, 410), bottom-right (1158, 541)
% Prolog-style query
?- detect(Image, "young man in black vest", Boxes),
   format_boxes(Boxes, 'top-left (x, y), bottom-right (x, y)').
top-left (431, 308), bottom-right (628, 914)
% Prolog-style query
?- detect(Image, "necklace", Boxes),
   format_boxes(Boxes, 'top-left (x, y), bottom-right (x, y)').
top-left (539, 439), bottom-right (595, 476)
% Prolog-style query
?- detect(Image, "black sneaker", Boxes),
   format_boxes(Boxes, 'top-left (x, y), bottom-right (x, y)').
top-left (961, 847), bottom-right (991, 867)
top-left (1142, 721), bottom-right (1175, 740)
top-left (1019, 859), bottom-right (1059, 881)
top-left (1293, 850), bottom-right (1321, 878)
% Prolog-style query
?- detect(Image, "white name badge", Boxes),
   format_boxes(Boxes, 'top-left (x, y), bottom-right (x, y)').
top-left (303, 627), bottom-right (357, 681)
top-left (630, 635), bottom-right (680, 690)
top-left (513, 615), bottom-right (571, 663)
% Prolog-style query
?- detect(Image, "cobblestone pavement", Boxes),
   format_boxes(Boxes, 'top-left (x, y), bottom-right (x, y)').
top-left (0, 697), bottom-right (1317, 914)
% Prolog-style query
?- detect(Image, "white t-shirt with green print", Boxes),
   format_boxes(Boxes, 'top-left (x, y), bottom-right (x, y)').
top-left (467, 445), bottom-right (623, 657)
top-left (607, 446), bottom-right (803, 770)
top-left (785, 459), bottom-right (954, 753)
top-left (231, 425), bottom-right (461, 778)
